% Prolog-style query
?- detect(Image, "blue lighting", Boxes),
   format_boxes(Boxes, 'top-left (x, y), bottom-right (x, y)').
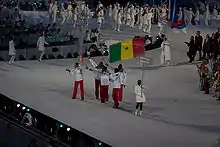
top-left (27, 108), bottom-right (30, 112)
top-left (98, 142), bottom-right (102, 146)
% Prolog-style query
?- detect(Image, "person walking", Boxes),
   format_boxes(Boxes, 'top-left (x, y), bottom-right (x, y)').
top-left (135, 80), bottom-right (146, 116)
top-left (8, 36), bottom-right (16, 65)
top-left (110, 68), bottom-right (121, 108)
top-left (100, 66), bottom-right (110, 103)
top-left (160, 37), bottom-right (171, 66)
top-left (118, 64), bottom-right (126, 101)
top-left (66, 62), bottom-right (84, 100)
top-left (37, 33), bottom-right (48, 62)
top-left (185, 36), bottom-right (195, 63)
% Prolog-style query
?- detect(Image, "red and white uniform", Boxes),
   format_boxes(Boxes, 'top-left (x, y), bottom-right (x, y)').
top-left (119, 71), bottom-right (126, 101)
top-left (110, 73), bottom-right (120, 107)
top-left (100, 72), bottom-right (110, 103)
top-left (90, 68), bottom-right (102, 99)
top-left (70, 67), bottom-right (84, 98)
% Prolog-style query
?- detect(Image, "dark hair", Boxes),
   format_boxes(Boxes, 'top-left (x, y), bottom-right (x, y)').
top-left (114, 68), bottom-right (119, 73)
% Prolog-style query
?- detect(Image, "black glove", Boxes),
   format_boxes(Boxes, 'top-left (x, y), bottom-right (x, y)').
top-left (66, 69), bottom-right (70, 72)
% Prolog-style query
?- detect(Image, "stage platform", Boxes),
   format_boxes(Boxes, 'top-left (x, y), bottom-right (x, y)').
top-left (0, 56), bottom-right (220, 147)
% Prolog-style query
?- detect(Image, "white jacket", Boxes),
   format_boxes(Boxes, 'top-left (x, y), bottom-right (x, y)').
top-left (135, 85), bottom-right (146, 103)
top-left (100, 73), bottom-right (110, 86)
top-left (161, 40), bottom-right (171, 62)
top-left (70, 67), bottom-right (83, 81)
top-left (9, 40), bottom-right (16, 56)
top-left (37, 36), bottom-right (48, 51)
top-left (119, 71), bottom-right (126, 85)
top-left (110, 73), bottom-right (120, 88)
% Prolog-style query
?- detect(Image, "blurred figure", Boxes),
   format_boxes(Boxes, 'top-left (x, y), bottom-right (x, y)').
top-left (195, 31), bottom-right (203, 60)
top-left (8, 36), bottom-right (16, 65)
top-left (118, 64), bottom-right (126, 101)
top-left (185, 36), bottom-right (195, 63)
top-left (37, 33), bottom-right (48, 62)
top-left (202, 34), bottom-right (211, 59)
top-left (110, 68), bottom-right (120, 108)
top-left (160, 37), bottom-right (171, 66)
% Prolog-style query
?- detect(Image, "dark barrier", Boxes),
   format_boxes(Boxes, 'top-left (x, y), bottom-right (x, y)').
top-left (0, 93), bottom-right (111, 147)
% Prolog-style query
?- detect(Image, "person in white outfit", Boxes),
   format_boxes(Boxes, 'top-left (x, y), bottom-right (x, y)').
top-left (212, 6), bottom-right (218, 26)
top-left (135, 80), bottom-right (146, 116)
top-left (112, 4), bottom-right (118, 30)
top-left (60, 3), bottom-right (66, 24)
top-left (73, 6), bottom-right (78, 27)
top-left (194, 7), bottom-right (200, 25)
top-left (8, 37), bottom-right (16, 65)
top-left (67, 2), bottom-right (73, 21)
top-left (126, 6), bottom-right (131, 26)
top-left (116, 9), bottom-right (122, 31)
top-left (143, 9), bottom-right (153, 33)
top-left (204, 4), bottom-right (210, 26)
top-left (160, 37), bottom-right (171, 66)
top-left (97, 7), bottom-right (104, 30)
top-left (158, 4), bottom-right (167, 34)
top-left (138, 7), bottom-right (144, 30)
top-left (66, 62), bottom-right (84, 100)
top-left (188, 8), bottom-right (193, 25)
top-left (130, 5), bottom-right (136, 28)
top-left (37, 33), bottom-right (49, 62)
top-left (183, 7), bottom-right (188, 25)
top-left (51, 1), bottom-right (58, 23)
top-left (178, 7), bottom-right (183, 21)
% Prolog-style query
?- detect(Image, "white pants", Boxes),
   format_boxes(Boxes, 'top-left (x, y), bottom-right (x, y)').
top-left (39, 51), bottom-right (45, 61)
top-left (126, 18), bottom-right (131, 26)
top-left (117, 24), bottom-right (121, 31)
top-left (52, 12), bottom-right (57, 23)
top-left (9, 55), bottom-right (15, 64)
top-left (61, 14), bottom-right (66, 24)
top-left (67, 12), bottom-right (73, 20)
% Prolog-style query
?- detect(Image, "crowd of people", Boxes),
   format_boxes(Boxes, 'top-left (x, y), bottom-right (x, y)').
top-left (191, 28), bottom-right (220, 100)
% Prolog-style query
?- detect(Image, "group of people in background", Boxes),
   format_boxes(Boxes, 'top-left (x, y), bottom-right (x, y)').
top-left (190, 28), bottom-right (220, 100)
top-left (66, 59), bottom-right (146, 116)
top-left (186, 28), bottom-right (220, 63)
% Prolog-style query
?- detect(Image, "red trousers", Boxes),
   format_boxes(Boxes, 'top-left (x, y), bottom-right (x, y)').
top-left (100, 85), bottom-right (109, 103)
top-left (112, 88), bottom-right (120, 107)
top-left (73, 80), bottom-right (84, 98)
top-left (95, 79), bottom-right (100, 99)
top-left (119, 84), bottom-right (124, 101)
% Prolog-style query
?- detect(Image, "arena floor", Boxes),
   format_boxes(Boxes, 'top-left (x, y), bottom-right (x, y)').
top-left (0, 56), bottom-right (220, 147)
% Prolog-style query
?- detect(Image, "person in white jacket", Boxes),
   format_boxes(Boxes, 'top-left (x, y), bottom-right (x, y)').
top-left (138, 7), bottom-right (144, 30)
top-left (73, 6), bottom-right (78, 27)
top-left (126, 6), bottom-right (131, 26)
top-left (194, 7), bottom-right (200, 25)
top-left (160, 37), bottom-right (171, 66)
top-left (143, 9), bottom-right (153, 33)
top-left (100, 66), bottom-right (110, 103)
top-left (37, 33), bottom-right (49, 62)
top-left (60, 3), bottom-right (66, 24)
top-left (66, 62), bottom-right (84, 100)
top-left (51, 1), bottom-right (58, 23)
top-left (130, 5), bottom-right (136, 28)
top-left (116, 9), bottom-right (122, 31)
top-left (67, 2), bottom-right (73, 21)
top-left (97, 7), bottom-right (104, 30)
top-left (8, 37), bottom-right (16, 65)
top-left (112, 4), bottom-right (118, 30)
top-left (87, 60), bottom-right (104, 99)
top-left (135, 80), bottom-right (146, 116)
top-left (110, 68), bottom-right (121, 108)
top-left (118, 64), bottom-right (126, 101)
top-left (204, 4), bottom-right (210, 26)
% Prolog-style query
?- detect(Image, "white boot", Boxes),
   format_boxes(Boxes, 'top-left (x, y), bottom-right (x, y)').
top-left (135, 109), bottom-right (138, 115)
top-left (139, 111), bottom-right (143, 116)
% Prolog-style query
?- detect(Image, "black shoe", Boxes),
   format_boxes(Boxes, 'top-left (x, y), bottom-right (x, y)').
top-left (72, 97), bottom-right (76, 99)
top-left (113, 105), bottom-right (119, 109)
top-left (204, 92), bottom-right (209, 94)
top-left (81, 97), bottom-right (84, 101)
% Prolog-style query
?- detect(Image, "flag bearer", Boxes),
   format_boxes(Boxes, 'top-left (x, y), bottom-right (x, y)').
top-left (135, 80), bottom-right (146, 116)
top-left (110, 68), bottom-right (121, 108)
top-left (118, 64), bottom-right (126, 101)
top-left (66, 62), bottom-right (84, 100)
